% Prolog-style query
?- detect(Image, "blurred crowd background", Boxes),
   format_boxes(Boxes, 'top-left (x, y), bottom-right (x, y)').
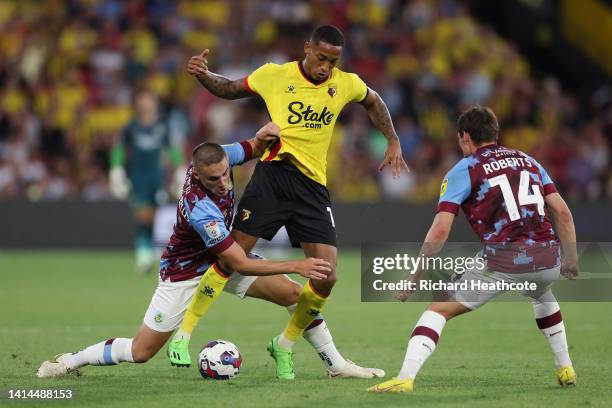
top-left (1, 0), bottom-right (611, 203)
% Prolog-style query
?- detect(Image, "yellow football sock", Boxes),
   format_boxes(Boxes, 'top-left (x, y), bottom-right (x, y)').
top-left (283, 281), bottom-right (328, 342)
top-left (179, 263), bottom-right (229, 335)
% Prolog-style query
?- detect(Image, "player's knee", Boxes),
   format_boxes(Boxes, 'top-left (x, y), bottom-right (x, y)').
top-left (427, 302), bottom-right (469, 321)
top-left (278, 282), bottom-right (302, 306)
top-left (434, 309), bottom-right (455, 321)
top-left (325, 263), bottom-right (337, 285)
top-left (289, 283), bottom-right (302, 305)
top-left (324, 270), bottom-right (337, 287)
top-left (131, 342), bottom-right (158, 363)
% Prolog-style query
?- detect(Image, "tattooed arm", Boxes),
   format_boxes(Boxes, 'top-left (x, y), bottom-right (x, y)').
top-left (359, 88), bottom-right (410, 177)
top-left (187, 49), bottom-right (252, 100)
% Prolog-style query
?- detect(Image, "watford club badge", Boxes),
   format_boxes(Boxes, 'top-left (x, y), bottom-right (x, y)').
top-left (241, 209), bottom-right (251, 221)
top-left (328, 85), bottom-right (336, 98)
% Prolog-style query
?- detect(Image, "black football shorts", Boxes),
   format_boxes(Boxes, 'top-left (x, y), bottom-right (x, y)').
top-left (233, 161), bottom-right (336, 248)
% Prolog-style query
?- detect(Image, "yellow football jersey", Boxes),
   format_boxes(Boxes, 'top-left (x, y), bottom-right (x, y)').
top-left (246, 61), bottom-right (368, 185)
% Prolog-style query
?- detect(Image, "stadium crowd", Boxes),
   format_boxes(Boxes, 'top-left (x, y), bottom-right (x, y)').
top-left (0, 0), bottom-right (610, 202)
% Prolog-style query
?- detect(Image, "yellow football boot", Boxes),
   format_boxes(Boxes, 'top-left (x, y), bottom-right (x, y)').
top-left (556, 366), bottom-right (577, 387)
top-left (367, 378), bottom-right (414, 393)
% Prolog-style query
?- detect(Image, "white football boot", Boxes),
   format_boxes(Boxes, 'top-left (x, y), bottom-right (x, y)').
top-left (327, 360), bottom-right (385, 379)
top-left (36, 354), bottom-right (80, 378)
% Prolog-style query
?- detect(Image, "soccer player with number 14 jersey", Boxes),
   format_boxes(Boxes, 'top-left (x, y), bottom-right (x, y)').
top-left (369, 106), bottom-right (578, 393)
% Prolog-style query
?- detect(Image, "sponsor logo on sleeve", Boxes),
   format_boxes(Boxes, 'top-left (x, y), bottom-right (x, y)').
top-left (204, 221), bottom-right (222, 239)
top-left (440, 179), bottom-right (448, 197)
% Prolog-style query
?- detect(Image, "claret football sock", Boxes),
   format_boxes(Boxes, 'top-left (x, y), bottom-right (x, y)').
top-left (61, 338), bottom-right (134, 369)
top-left (398, 310), bottom-right (447, 380)
top-left (287, 303), bottom-right (347, 371)
top-left (175, 263), bottom-right (230, 341)
top-left (532, 296), bottom-right (572, 369)
top-left (279, 280), bottom-right (328, 351)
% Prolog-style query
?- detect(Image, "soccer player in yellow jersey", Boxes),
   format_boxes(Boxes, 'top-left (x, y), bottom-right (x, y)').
top-left (176, 25), bottom-right (409, 379)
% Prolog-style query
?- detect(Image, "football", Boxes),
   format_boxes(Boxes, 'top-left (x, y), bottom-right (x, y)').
top-left (198, 340), bottom-right (242, 380)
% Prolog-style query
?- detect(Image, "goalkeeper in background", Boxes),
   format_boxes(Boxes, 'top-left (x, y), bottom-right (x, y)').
top-left (109, 88), bottom-right (186, 274)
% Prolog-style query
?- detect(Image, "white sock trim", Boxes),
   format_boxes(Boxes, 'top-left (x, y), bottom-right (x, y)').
top-left (415, 310), bottom-right (447, 334)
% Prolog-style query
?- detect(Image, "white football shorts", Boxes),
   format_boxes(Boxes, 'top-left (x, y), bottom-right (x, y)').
top-left (452, 264), bottom-right (561, 310)
top-left (143, 254), bottom-right (260, 332)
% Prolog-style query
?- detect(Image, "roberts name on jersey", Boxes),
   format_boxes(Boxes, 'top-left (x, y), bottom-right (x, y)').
top-left (438, 144), bottom-right (560, 273)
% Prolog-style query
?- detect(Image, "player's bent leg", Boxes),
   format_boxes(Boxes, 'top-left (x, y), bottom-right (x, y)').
top-left (369, 301), bottom-right (471, 392)
top-left (277, 242), bottom-right (337, 346)
top-left (36, 325), bottom-right (171, 378)
top-left (242, 274), bottom-right (299, 380)
top-left (427, 301), bottom-right (472, 321)
top-left (244, 274), bottom-right (384, 379)
top-left (245, 274), bottom-right (301, 306)
top-left (132, 324), bottom-right (173, 363)
top-left (168, 264), bottom-right (230, 367)
top-left (530, 288), bottom-right (576, 387)
top-left (301, 242), bottom-right (337, 296)
top-left (267, 243), bottom-right (336, 379)
top-left (397, 302), bottom-right (470, 380)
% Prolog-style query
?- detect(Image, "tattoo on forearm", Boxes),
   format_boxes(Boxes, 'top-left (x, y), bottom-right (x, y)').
top-left (197, 72), bottom-right (251, 100)
top-left (368, 97), bottom-right (399, 141)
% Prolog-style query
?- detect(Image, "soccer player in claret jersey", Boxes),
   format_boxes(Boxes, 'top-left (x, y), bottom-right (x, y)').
top-left (178, 24), bottom-right (408, 380)
top-left (36, 123), bottom-right (333, 378)
top-left (368, 106), bottom-right (578, 393)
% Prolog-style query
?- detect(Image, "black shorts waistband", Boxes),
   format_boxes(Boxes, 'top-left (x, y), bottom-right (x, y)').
top-left (260, 160), bottom-right (301, 174)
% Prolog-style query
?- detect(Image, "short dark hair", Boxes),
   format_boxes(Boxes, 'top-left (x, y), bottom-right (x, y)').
top-left (311, 25), bottom-right (345, 47)
top-left (192, 142), bottom-right (227, 168)
top-left (457, 105), bottom-right (499, 144)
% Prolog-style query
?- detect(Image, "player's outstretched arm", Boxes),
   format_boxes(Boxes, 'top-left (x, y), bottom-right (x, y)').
top-left (396, 212), bottom-right (455, 302)
top-left (545, 192), bottom-right (579, 279)
top-left (218, 242), bottom-right (331, 280)
top-left (187, 49), bottom-right (252, 100)
top-left (359, 88), bottom-right (410, 178)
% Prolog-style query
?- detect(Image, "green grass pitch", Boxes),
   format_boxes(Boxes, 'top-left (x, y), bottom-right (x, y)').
top-left (1, 250), bottom-right (610, 408)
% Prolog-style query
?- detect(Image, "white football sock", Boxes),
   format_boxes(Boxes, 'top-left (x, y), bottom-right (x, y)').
top-left (173, 330), bottom-right (191, 341)
top-left (277, 333), bottom-right (295, 351)
top-left (277, 305), bottom-right (299, 350)
top-left (60, 338), bottom-right (134, 369)
top-left (286, 304), bottom-right (347, 370)
top-left (398, 310), bottom-right (447, 380)
top-left (532, 295), bottom-right (572, 368)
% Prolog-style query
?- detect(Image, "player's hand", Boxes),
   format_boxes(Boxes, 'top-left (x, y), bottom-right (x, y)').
top-left (378, 138), bottom-right (410, 178)
top-left (292, 258), bottom-right (332, 280)
top-left (109, 166), bottom-right (131, 199)
top-left (394, 288), bottom-right (412, 302)
top-left (255, 122), bottom-right (281, 145)
top-left (187, 49), bottom-right (210, 78)
top-left (560, 260), bottom-right (579, 280)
